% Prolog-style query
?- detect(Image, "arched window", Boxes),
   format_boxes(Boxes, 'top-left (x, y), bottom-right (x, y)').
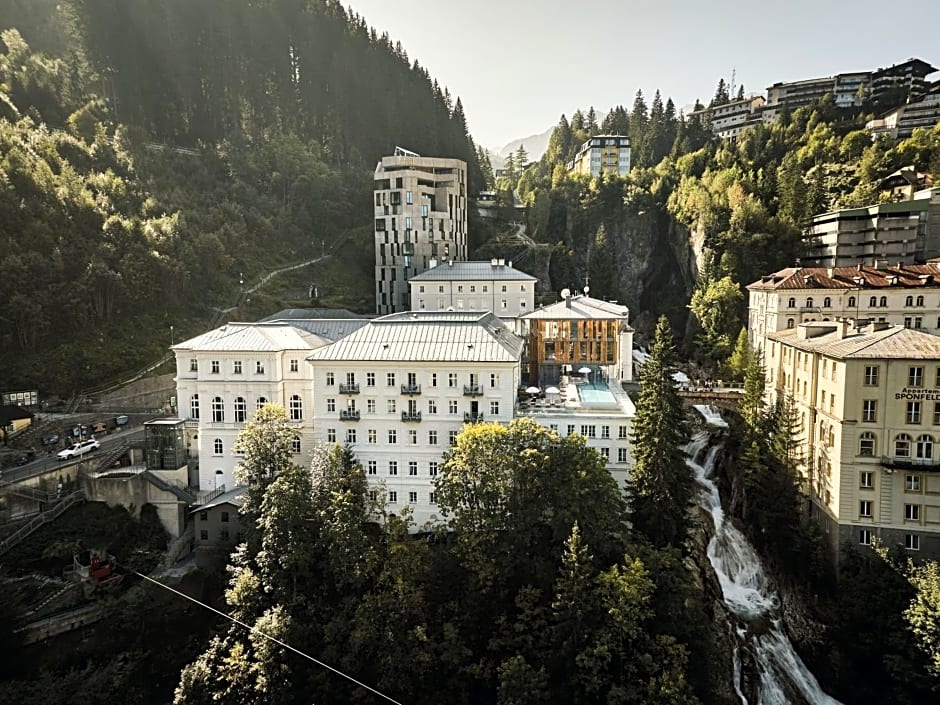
top-left (916, 434), bottom-right (934, 460)
top-left (289, 394), bottom-right (303, 421)
top-left (788, 297), bottom-right (796, 308)
top-left (880, 296), bottom-right (887, 307)
top-left (787, 318), bottom-right (795, 329)
top-left (214, 469), bottom-right (224, 490)
top-left (895, 433), bottom-right (912, 458)
top-left (823, 297), bottom-right (831, 308)
top-left (848, 296), bottom-right (856, 308)
top-left (190, 394), bottom-right (200, 420)
top-left (292, 435), bottom-right (301, 454)
top-left (906, 296), bottom-right (914, 307)
top-left (213, 438), bottom-right (223, 455)
top-left (859, 432), bottom-right (876, 457)
top-left (917, 295), bottom-right (924, 306)
top-left (256, 397), bottom-right (268, 411)
top-left (234, 397), bottom-right (247, 423)
top-left (869, 296), bottom-right (877, 307)
top-left (211, 397), bottom-right (224, 422)
top-left (806, 297), bottom-right (814, 308)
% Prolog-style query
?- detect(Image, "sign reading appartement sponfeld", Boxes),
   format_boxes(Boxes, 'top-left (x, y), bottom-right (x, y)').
top-left (895, 387), bottom-right (940, 401)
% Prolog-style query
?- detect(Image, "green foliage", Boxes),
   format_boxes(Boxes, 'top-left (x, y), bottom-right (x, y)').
top-left (689, 273), bottom-right (743, 364)
top-left (726, 327), bottom-right (751, 380)
top-left (629, 316), bottom-right (692, 549)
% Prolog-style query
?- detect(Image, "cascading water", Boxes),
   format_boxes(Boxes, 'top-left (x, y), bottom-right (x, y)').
top-left (687, 427), bottom-right (843, 705)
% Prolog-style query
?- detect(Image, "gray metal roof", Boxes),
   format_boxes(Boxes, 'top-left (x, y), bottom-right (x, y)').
top-left (769, 324), bottom-right (940, 359)
top-left (408, 261), bottom-right (537, 282)
top-left (520, 295), bottom-right (629, 320)
top-left (306, 311), bottom-right (524, 363)
top-left (273, 319), bottom-right (371, 343)
top-left (260, 308), bottom-right (372, 321)
top-left (173, 323), bottom-right (331, 353)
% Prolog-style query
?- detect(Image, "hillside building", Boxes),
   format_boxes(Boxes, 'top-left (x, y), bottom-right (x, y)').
top-left (408, 259), bottom-right (536, 322)
top-left (689, 96), bottom-right (765, 140)
top-left (747, 263), bottom-right (940, 347)
top-left (867, 88), bottom-right (940, 140)
top-left (764, 322), bottom-right (940, 560)
top-left (373, 148), bottom-right (467, 315)
top-left (566, 136), bottom-right (631, 178)
top-left (801, 188), bottom-right (940, 268)
top-left (869, 58), bottom-right (937, 106)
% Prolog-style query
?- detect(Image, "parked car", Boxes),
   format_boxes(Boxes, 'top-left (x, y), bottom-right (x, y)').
top-left (114, 415), bottom-right (129, 427)
top-left (41, 433), bottom-right (60, 445)
top-left (16, 451), bottom-right (36, 466)
top-left (90, 421), bottom-right (108, 435)
top-left (57, 439), bottom-right (100, 461)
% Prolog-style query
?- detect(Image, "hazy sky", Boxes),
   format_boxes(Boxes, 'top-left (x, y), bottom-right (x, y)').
top-left (347, 0), bottom-right (940, 150)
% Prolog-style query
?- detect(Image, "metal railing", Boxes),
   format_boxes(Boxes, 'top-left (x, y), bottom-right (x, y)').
top-left (340, 409), bottom-right (361, 421)
top-left (0, 490), bottom-right (86, 556)
top-left (401, 411), bottom-right (422, 422)
top-left (464, 412), bottom-right (485, 423)
top-left (339, 383), bottom-right (360, 394)
top-left (401, 384), bottom-right (422, 395)
top-left (463, 384), bottom-right (483, 396)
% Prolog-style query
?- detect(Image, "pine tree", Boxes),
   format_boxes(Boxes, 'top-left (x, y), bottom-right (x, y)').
top-left (585, 106), bottom-right (598, 133)
top-left (736, 84), bottom-right (746, 101)
top-left (629, 316), bottom-right (692, 549)
top-left (711, 78), bottom-right (730, 107)
top-left (740, 347), bottom-right (766, 434)
top-left (515, 143), bottom-right (529, 170)
top-left (727, 327), bottom-right (751, 380)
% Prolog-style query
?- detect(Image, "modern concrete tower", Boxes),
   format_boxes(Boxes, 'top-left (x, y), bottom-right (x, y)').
top-left (373, 147), bottom-right (467, 315)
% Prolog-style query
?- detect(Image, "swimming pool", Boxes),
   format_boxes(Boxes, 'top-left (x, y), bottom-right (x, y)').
top-left (577, 385), bottom-right (616, 404)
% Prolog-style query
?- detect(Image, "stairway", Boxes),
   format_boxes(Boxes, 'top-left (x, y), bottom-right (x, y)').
top-left (0, 490), bottom-right (86, 556)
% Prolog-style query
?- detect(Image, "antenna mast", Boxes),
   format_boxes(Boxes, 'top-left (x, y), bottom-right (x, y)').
top-left (730, 67), bottom-right (736, 99)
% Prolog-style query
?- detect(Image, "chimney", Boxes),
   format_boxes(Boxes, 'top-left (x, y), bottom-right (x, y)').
top-left (498, 258), bottom-right (505, 266)
top-left (429, 258), bottom-right (438, 269)
top-left (566, 295), bottom-right (572, 309)
top-left (448, 259), bottom-right (453, 267)
top-left (491, 258), bottom-right (498, 266)
top-left (508, 260), bottom-right (513, 268)
top-left (827, 267), bottom-right (834, 279)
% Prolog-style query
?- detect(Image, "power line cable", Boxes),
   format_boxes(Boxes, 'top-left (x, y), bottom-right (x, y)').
top-left (124, 567), bottom-right (403, 705)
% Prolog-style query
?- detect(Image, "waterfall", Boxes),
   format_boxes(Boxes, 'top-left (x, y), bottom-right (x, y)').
top-left (687, 428), bottom-right (843, 705)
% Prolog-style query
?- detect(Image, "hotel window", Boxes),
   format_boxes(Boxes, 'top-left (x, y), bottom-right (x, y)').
top-left (906, 474), bottom-right (922, 492)
top-left (490, 373), bottom-right (498, 388)
top-left (190, 359), bottom-right (198, 372)
top-left (501, 299), bottom-right (508, 310)
top-left (428, 430), bottom-right (438, 445)
top-left (428, 400), bottom-right (437, 414)
top-left (907, 402), bottom-right (922, 424)
top-left (327, 428), bottom-right (336, 442)
top-left (429, 461), bottom-right (439, 477)
top-left (848, 296), bottom-right (856, 308)
top-left (896, 433), bottom-right (912, 457)
top-left (869, 296), bottom-right (877, 307)
top-left (213, 438), bottom-right (223, 455)
top-left (567, 424), bottom-right (576, 436)
top-left (449, 430), bottom-right (458, 445)
top-left (859, 470), bottom-right (874, 488)
top-left (326, 372), bottom-right (335, 386)
top-left (823, 297), bottom-right (831, 308)
top-left (457, 285), bottom-right (463, 293)
top-left (490, 401), bottom-right (500, 415)
top-left (917, 295), bottom-right (924, 306)
top-left (905, 317), bottom-right (913, 328)
top-left (366, 372), bottom-right (375, 387)
top-left (255, 361), bottom-right (265, 374)
top-left (368, 490), bottom-right (378, 502)
top-left (367, 460), bottom-right (377, 475)
top-left (409, 430), bottom-right (418, 445)
top-left (915, 434), bottom-right (933, 459)
top-left (387, 372), bottom-right (396, 387)
top-left (905, 534), bottom-right (920, 551)
top-left (859, 530), bottom-right (873, 546)
top-left (388, 461), bottom-right (398, 476)
top-left (256, 396), bottom-right (268, 410)
top-left (346, 429), bottom-right (356, 444)
top-left (367, 399), bottom-right (376, 414)
top-left (617, 448), bottom-right (628, 463)
top-left (190, 395), bottom-right (200, 419)
top-left (388, 430), bottom-right (397, 444)
top-left (862, 400), bottom-right (877, 422)
top-left (233, 360), bottom-right (242, 374)
top-left (290, 359), bottom-right (299, 372)
top-left (880, 296), bottom-right (887, 307)
top-left (211, 397), bottom-right (224, 422)
top-left (234, 397), bottom-right (247, 423)
top-left (864, 366), bottom-right (878, 386)
top-left (387, 399), bottom-right (397, 414)
top-left (859, 500), bottom-right (873, 518)
top-left (787, 297), bottom-right (796, 308)
top-left (805, 297), bottom-right (813, 308)
top-left (787, 319), bottom-right (794, 329)
top-left (601, 425), bottom-right (610, 439)
top-left (905, 504), bottom-right (920, 521)
top-left (429, 491), bottom-right (437, 505)
top-left (915, 317), bottom-right (922, 329)
top-left (449, 400), bottom-right (458, 414)
top-left (600, 448), bottom-right (609, 459)
top-left (327, 398), bottom-right (336, 413)
top-left (388, 491), bottom-right (398, 504)
top-left (858, 433), bottom-right (876, 457)
top-left (909, 366), bottom-right (924, 387)
top-left (409, 461), bottom-right (418, 476)
top-left (936, 368), bottom-right (940, 387)
top-left (368, 429), bottom-right (377, 443)
top-left (292, 436), bottom-right (301, 454)
top-left (289, 395), bottom-right (302, 421)
top-left (430, 373), bottom-right (438, 387)
top-left (934, 402), bottom-right (940, 425)
top-left (448, 373), bottom-right (457, 387)
top-left (906, 296), bottom-right (914, 307)
top-left (211, 360), bottom-right (220, 374)
top-left (406, 190), bottom-right (413, 204)
top-left (408, 491), bottom-right (417, 504)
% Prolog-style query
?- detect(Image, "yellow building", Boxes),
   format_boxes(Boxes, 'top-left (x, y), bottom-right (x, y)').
top-left (566, 135), bottom-right (630, 178)
top-left (765, 321), bottom-right (940, 559)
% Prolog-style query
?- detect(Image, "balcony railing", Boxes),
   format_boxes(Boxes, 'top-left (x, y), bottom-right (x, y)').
top-left (882, 456), bottom-right (940, 472)
top-left (463, 384), bottom-right (483, 397)
top-left (401, 384), bottom-right (422, 395)
top-left (340, 409), bottom-right (360, 421)
top-left (401, 411), bottom-right (422, 422)
top-left (464, 412), bottom-right (484, 423)
top-left (339, 383), bottom-right (360, 394)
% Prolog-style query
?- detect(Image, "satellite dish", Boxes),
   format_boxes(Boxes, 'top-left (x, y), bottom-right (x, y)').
top-left (583, 285), bottom-right (590, 294)
top-left (560, 288), bottom-right (571, 300)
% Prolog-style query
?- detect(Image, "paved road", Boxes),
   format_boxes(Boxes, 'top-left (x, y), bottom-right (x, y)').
top-left (0, 426), bottom-right (144, 486)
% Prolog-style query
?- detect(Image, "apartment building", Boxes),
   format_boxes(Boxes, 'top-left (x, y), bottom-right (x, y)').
top-left (408, 259), bottom-right (536, 322)
top-left (802, 188), bottom-right (940, 268)
top-left (172, 318), bottom-right (369, 491)
top-left (305, 311), bottom-right (524, 528)
top-left (566, 135), bottom-right (631, 178)
top-left (764, 321), bottom-right (940, 559)
top-left (374, 147), bottom-right (467, 315)
top-left (867, 88), bottom-right (940, 140)
top-left (747, 264), bottom-right (940, 346)
top-left (689, 96), bottom-right (766, 140)
top-left (869, 58), bottom-right (937, 106)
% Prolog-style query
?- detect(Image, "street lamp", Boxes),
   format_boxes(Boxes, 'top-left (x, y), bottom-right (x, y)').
top-left (170, 325), bottom-right (174, 347)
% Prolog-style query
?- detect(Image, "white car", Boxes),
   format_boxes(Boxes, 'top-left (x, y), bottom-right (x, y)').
top-left (57, 438), bottom-right (100, 460)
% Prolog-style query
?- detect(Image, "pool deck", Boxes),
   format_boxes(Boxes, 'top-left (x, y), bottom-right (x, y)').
top-left (516, 380), bottom-right (635, 418)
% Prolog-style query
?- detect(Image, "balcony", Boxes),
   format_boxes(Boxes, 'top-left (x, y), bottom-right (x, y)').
top-left (464, 412), bottom-right (484, 423)
top-left (340, 409), bottom-right (360, 421)
top-left (882, 456), bottom-right (940, 472)
top-left (463, 384), bottom-right (483, 397)
top-left (339, 383), bottom-right (360, 394)
top-left (401, 411), bottom-right (422, 422)
top-left (401, 384), bottom-right (422, 395)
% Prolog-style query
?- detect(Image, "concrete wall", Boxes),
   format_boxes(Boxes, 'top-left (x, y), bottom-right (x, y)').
top-left (82, 473), bottom-right (185, 538)
top-left (90, 373), bottom-right (177, 412)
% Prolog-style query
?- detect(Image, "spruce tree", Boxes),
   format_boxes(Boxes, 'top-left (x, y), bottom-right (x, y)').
top-left (727, 327), bottom-right (752, 380)
top-left (740, 346), bottom-right (766, 433)
top-left (629, 316), bottom-right (692, 548)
